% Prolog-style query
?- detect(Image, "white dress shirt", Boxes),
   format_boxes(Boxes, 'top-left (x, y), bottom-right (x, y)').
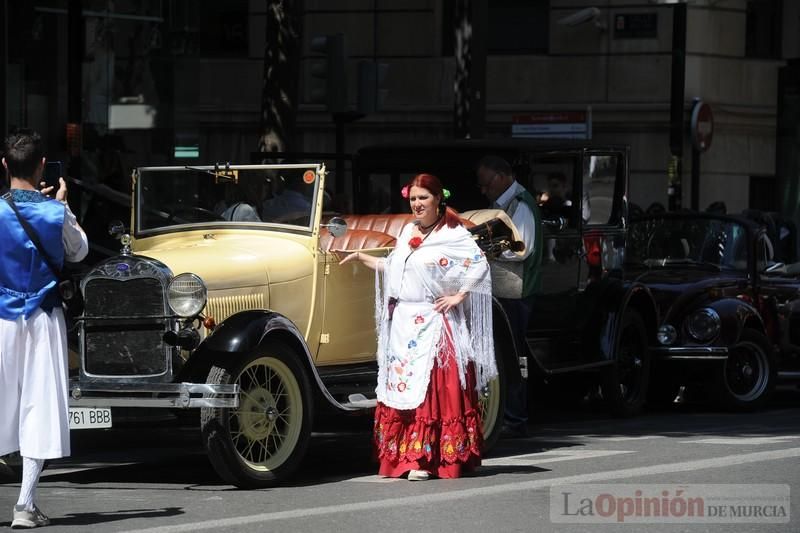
top-left (494, 180), bottom-right (536, 262)
top-left (63, 203), bottom-right (89, 262)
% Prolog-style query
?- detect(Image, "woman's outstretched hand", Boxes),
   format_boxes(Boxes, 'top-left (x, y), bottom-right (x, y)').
top-left (335, 250), bottom-right (383, 272)
top-left (434, 292), bottom-right (467, 314)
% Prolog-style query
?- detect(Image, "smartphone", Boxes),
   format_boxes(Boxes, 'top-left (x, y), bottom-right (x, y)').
top-left (44, 161), bottom-right (63, 190)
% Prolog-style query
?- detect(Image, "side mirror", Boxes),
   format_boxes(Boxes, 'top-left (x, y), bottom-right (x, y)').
top-left (322, 216), bottom-right (347, 238)
top-left (108, 220), bottom-right (126, 238)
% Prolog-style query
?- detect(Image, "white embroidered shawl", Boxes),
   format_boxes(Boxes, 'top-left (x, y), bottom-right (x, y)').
top-left (374, 223), bottom-right (496, 410)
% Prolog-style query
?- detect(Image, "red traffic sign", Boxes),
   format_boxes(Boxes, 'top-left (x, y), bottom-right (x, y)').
top-left (690, 101), bottom-right (713, 152)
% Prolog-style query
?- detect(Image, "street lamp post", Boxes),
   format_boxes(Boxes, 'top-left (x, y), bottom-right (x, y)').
top-left (667, 1), bottom-right (687, 211)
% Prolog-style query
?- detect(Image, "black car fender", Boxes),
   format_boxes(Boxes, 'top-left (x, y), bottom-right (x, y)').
top-left (598, 280), bottom-right (659, 363)
top-left (703, 298), bottom-right (765, 346)
top-left (178, 310), bottom-right (360, 412)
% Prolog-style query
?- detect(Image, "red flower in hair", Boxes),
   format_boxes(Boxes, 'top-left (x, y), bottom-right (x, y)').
top-left (409, 236), bottom-right (423, 249)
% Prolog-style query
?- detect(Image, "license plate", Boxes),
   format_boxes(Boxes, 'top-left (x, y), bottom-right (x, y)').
top-left (68, 408), bottom-right (112, 430)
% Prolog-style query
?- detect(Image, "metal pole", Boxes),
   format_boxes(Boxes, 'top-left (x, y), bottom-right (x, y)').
top-left (668, 2), bottom-right (687, 211)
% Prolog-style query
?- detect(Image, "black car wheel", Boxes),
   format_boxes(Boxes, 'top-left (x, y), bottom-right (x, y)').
top-left (201, 341), bottom-right (314, 488)
top-left (602, 310), bottom-right (650, 417)
top-left (716, 329), bottom-right (776, 410)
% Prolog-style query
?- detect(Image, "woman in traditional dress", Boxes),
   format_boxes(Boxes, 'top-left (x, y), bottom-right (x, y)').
top-left (1, 130), bottom-right (88, 528)
top-left (338, 173), bottom-right (495, 480)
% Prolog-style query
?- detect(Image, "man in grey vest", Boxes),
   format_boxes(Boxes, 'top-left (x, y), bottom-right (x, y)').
top-left (477, 156), bottom-right (542, 438)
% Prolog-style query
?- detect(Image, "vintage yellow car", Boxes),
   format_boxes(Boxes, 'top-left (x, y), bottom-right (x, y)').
top-left (67, 162), bottom-right (516, 488)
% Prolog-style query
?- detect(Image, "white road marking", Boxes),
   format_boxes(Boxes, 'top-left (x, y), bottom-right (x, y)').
top-left (121, 446), bottom-right (800, 533)
top-left (680, 436), bottom-right (800, 445)
top-left (482, 448), bottom-right (635, 466)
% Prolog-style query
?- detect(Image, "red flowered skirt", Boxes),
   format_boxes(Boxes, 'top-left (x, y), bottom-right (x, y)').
top-left (373, 333), bottom-right (483, 479)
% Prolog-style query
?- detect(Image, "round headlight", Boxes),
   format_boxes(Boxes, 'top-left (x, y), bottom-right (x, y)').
top-left (657, 324), bottom-right (677, 345)
top-left (686, 308), bottom-right (721, 343)
top-left (167, 273), bottom-right (207, 317)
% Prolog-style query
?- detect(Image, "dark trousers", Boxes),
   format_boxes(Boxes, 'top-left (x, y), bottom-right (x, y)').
top-left (497, 295), bottom-right (533, 429)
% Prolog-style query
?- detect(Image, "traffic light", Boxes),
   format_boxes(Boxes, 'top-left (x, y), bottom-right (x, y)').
top-left (309, 33), bottom-right (347, 114)
top-left (357, 60), bottom-right (389, 115)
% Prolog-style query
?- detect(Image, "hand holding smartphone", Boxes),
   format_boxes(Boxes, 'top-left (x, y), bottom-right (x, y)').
top-left (43, 161), bottom-right (63, 190)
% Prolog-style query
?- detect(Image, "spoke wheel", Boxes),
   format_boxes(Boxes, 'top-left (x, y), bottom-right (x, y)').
top-left (479, 338), bottom-right (507, 453)
top-left (201, 342), bottom-right (313, 488)
top-left (716, 329), bottom-right (776, 410)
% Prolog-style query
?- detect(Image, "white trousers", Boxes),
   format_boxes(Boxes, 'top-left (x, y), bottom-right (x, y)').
top-left (0, 307), bottom-right (71, 459)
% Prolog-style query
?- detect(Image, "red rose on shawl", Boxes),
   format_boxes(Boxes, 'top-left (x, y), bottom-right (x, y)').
top-left (409, 236), bottom-right (423, 249)
top-left (438, 257), bottom-right (449, 267)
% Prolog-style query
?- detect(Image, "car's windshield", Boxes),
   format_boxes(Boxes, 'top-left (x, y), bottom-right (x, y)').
top-left (627, 216), bottom-right (750, 271)
top-left (135, 164), bottom-right (322, 234)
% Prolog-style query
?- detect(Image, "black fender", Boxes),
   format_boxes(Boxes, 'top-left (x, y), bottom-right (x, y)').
top-left (179, 310), bottom-right (359, 412)
top-left (702, 298), bottom-right (765, 346)
top-left (491, 297), bottom-right (523, 385)
top-left (599, 280), bottom-right (659, 363)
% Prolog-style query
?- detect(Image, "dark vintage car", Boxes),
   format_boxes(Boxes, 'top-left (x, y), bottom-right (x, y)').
top-left (353, 140), bottom-right (800, 413)
top-left (626, 212), bottom-right (800, 408)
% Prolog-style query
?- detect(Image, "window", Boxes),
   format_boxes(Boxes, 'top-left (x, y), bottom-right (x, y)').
top-left (583, 154), bottom-right (621, 226)
top-left (527, 155), bottom-right (578, 229)
top-left (756, 234), bottom-right (774, 272)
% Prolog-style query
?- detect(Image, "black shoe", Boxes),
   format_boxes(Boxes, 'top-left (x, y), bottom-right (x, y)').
top-left (500, 423), bottom-right (528, 439)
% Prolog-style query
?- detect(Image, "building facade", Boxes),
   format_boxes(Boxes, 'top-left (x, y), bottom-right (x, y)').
top-left (2, 0), bottom-right (798, 218)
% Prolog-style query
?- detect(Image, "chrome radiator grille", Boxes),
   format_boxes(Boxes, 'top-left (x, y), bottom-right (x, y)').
top-left (84, 278), bottom-right (164, 317)
top-left (82, 277), bottom-right (171, 378)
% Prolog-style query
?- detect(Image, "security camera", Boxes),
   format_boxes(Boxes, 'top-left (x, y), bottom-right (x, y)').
top-left (557, 7), bottom-right (607, 30)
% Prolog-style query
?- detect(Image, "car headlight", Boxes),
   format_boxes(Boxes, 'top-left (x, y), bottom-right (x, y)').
top-left (657, 324), bottom-right (677, 345)
top-left (686, 308), bottom-right (720, 343)
top-left (167, 273), bottom-right (207, 317)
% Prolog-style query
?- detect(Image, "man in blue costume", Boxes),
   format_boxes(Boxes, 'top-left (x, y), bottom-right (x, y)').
top-left (0, 129), bottom-right (88, 528)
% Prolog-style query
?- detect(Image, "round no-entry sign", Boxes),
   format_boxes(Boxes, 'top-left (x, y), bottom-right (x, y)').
top-left (691, 100), bottom-right (714, 152)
